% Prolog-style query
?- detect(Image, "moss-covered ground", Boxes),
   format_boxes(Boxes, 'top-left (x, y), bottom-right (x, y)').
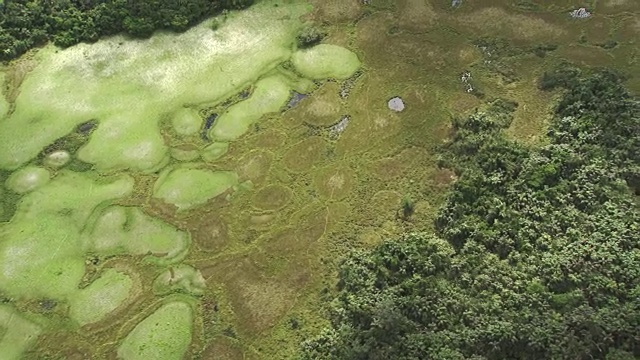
top-left (0, 0), bottom-right (638, 359)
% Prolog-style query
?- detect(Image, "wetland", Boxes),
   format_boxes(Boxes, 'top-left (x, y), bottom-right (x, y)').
top-left (0, 0), bottom-right (639, 359)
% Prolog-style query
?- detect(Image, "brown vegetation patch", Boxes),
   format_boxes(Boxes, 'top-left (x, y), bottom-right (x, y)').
top-left (294, 205), bottom-right (329, 245)
top-left (599, 0), bottom-right (638, 14)
top-left (582, 16), bottom-right (613, 44)
top-left (505, 76), bottom-right (556, 144)
top-left (295, 82), bottom-right (345, 127)
top-left (358, 227), bottom-right (384, 247)
top-left (614, 17), bottom-right (640, 43)
top-left (231, 278), bottom-right (294, 334)
top-left (28, 336), bottom-right (94, 360)
top-left (322, 201), bottom-right (351, 241)
top-left (322, 29), bottom-right (352, 49)
top-left (260, 227), bottom-right (306, 256)
top-left (371, 190), bottom-right (402, 223)
top-left (431, 167), bottom-right (457, 186)
top-left (397, 0), bottom-right (438, 32)
top-left (236, 150), bottom-right (273, 185)
top-left (354, 12), bottom-right (399, 70)
top-left (351, 189), bottom-right (402, 227)
top-left (334, 75), bottom-right (404, 156)
top-left (4, 55), bottom-right (38, 103)
top-left (456, 7), bottom-right (567, 44)
top-left (282, 136), bottom-right (328, 173)
top-left (245, 129), bottom-right (287, 149)
top-left (448, 92), bottom-right (482, 116)
top-left (556, 44), bottom-right (614, 67)
top-left (201, 336), bottom-right (244, 360)
top-left (309, 0), bottom-right (363, 24)
top-left (252, 184), bottom-right (293, 211)
top-left (248, 213), bottom-right (277, 229)
top-left (191, 216), bottom-right (229, 252)
top-left (205, 258), bottom-right (296, 335)
top-left (314, 165), bottom-right (355, 200)
top-left (373, 147), bottom-right (427, 181)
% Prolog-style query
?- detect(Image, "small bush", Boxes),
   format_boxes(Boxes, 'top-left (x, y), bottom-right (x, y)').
top-left (296, 26), bottom-right (326, 48)
top-left (400, 195), bottom-right (415, 220)
top-left (538, 65), bottom-right (580, 90)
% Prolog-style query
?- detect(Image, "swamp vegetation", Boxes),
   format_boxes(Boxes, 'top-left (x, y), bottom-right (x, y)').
top-left (0, 0), bottom-right (639, 359)
top-left (301, 70), bottom-right (640, 360)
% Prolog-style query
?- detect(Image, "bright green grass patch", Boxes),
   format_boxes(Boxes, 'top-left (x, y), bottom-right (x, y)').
top-left (202, 142), bottom-right (230, 162)
top-left (44, 150), bottom-right (71, 168)
top-left (77, 110), bottom-right (171, 173)
top-left (16, 170), bottom-right (134, 227)
top-left (153, 167), bottom-right (238, 211)
top-left (0, 171), bottom-right (133, 299)
top-left (68, 268), bottom-right (133, 326)
top-left (0, 305), bottom-right (42, 360)
top-left (5, 166), bottom-right (50, 194)
top-left (85, 206), bottom-right (190, 265)
top-left (171, 108), bottom-right (202, 137)
top-left (275, 65), bottom-right (317, 93)
top-left (209, 75), bottom-right (292, 141)
top-left (292, 44), bottom-right (361, 80)
top-left (153, 265), bottom-right (206, 296)
top-left (171, 147), bottom-right (201, 162)
top-left (118, 301), bottom-right (193, 360)
top-left (0, 215), bottom-right (85, 299)
top-left (0, 0), bottom-right (311, 171)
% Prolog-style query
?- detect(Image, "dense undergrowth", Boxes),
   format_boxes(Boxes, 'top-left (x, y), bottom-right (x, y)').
top-left (0, 0), bottom-right (253, 60)
top-left (300, 70), bottom-right (640, 360)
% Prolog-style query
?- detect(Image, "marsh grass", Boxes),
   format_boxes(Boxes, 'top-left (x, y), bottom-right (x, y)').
top-left (6, 0), bottom-right (640, 359)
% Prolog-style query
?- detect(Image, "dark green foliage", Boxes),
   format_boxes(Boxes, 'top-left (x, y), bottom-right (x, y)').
top-left (598, 40), bottom-right (618, 50)
top-left (531, 43), bottom-right (557, 57)
top-left (548, 70), bottom-right (639, 192)
top-left (399, 195), bottom-right (415, 220)
top-left (301, 71), bottom-right (640, 360)
top-left (0, 0), bottom-right (255, 60)
top-left (537, 64), bottom-right (581, 90)
top-left (296, 26), bottom-right (326, 49)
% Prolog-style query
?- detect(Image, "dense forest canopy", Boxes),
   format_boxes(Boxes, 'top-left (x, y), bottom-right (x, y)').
top-left (300, 70), bottom-right (640, 360)
top-left (0, 0), bottom-right (254, 60)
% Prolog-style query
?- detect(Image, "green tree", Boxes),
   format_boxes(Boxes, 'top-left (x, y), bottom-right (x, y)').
top-left (301, 71), bottom-right (640, 360)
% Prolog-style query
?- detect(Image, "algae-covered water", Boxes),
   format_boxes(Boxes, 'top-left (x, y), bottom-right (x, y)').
top-left (0, 0), bottom-right (639, 358)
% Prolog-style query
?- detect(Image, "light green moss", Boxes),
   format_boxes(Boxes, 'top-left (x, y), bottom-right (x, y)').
top-left (0, 216), bottom-right (85, 299)
top-left (0, 171), bottom-right (133, 299)
top-left (153, 167), bottom-right (238, 211)
top-left (209, 75), bottom-right (292, 141)
top-left (85, 206), bottom-right (190, 265)
top-left (153, 265), bottom-right (206, 296)
top-left (0, 1), bottom-right (311, 171)
top-left (18, 171), bottom-right (134, 228)
top-left (0, 305), bottom-right (42, 360)
top-left (69, 268), bottom-right (133, 326)
top-left (171, 148), bottom-right (201, 162)
top-left (292, 44), bottom-right (361, 80)
top-left (202, 142), bottom-right (229, 162)
top-left (44, 150), bottom-right (71, 168)
top-left (171, 108), bottom-right (202, 137)
top-left (118, 301), bottom-right (193, 360)
top-left (5, 166), bottom-right (50, 194)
